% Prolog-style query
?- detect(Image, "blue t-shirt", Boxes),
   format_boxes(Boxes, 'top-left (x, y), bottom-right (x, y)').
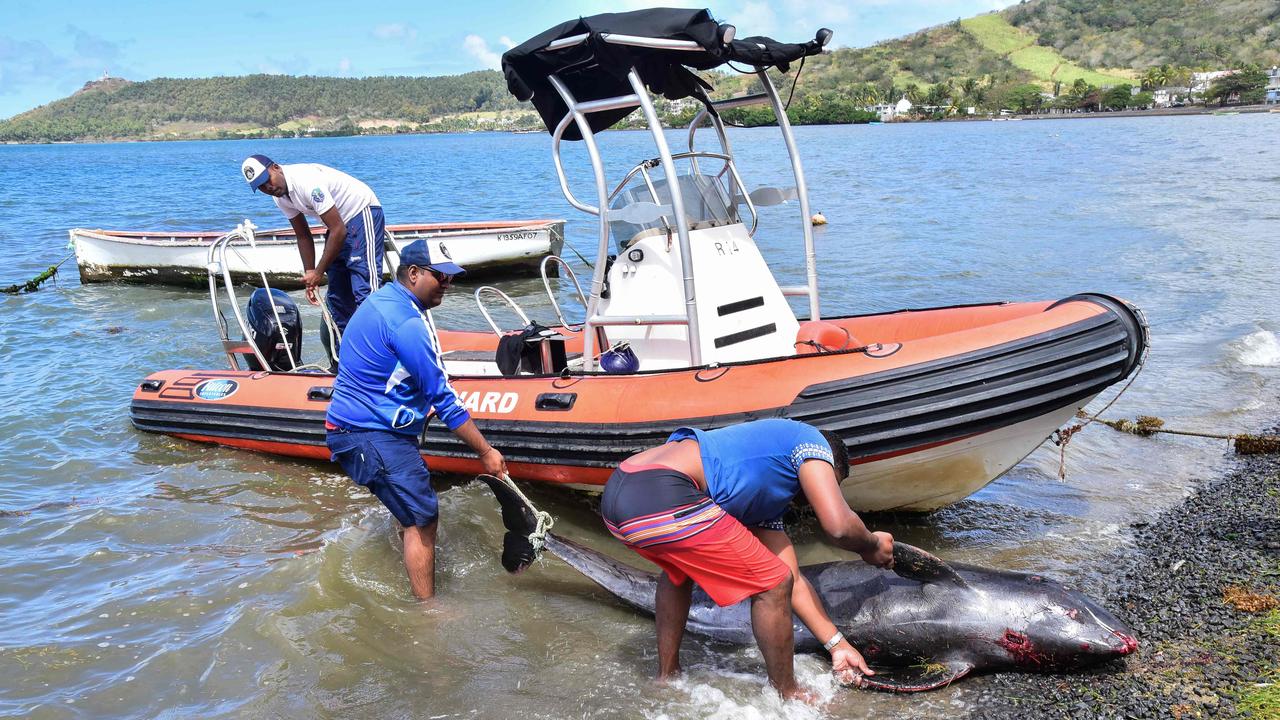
top-left (326, 282), bottom-right (470, 436)
top-left (667, 419), bottom-right (835, 527)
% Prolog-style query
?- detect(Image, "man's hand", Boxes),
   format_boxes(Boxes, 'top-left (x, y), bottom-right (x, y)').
top-left (302, 269), bottom-right (323, 305)
top-left (830, 640), bottom-right (875, 686)
top-left (859, 531), bottom-right (895, 569)
top-left (479, 447), bottom-right (506, 477)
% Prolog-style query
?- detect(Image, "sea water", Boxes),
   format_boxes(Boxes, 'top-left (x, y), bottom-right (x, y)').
top-left (1, 115), bottom-right (1277, 718)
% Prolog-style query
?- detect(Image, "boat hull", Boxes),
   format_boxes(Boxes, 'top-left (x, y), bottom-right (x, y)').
top-left (72, 220), bottom-right (565, 287)
top-left (130, 294), bottom-right (1146, 512)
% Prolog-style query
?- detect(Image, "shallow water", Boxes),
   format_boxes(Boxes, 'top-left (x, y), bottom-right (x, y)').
top-left (1, 114), bottom-right (1278, 718)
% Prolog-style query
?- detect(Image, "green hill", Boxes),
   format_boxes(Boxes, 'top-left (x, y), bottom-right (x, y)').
top-left (1006, 0), bottom-right (1280, 70)
top-left (0, 72), bottom-right (526, 142)
top-left (3, 0), bottom-right (1278, 142)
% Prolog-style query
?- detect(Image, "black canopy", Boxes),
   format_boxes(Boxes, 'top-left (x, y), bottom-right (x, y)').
top-left (501, 8), bottom-right (827, 140)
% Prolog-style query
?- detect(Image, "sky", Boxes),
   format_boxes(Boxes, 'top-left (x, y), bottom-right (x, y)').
top-left (0, 0), bottom-right (1013, 120)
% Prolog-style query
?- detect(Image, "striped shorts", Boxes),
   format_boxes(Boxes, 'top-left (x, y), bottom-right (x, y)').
top-left (600, 462), bottom-right (790, 607)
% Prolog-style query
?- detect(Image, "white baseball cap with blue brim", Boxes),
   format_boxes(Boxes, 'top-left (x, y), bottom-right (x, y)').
top-left (241, 154), bottom-right (274, 192)
top-left (400, 239), bottom-right (466, 276)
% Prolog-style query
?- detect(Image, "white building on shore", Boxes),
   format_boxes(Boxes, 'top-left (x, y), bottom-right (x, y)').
top-left (1267, 66), bottom-right (1279, 105)
top-left (862, 96), bottom-right (915, 122)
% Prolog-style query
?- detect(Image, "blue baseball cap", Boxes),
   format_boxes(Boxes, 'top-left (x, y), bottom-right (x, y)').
top-left (400, 239), bottom-right (466, 276)
top-left (241, 154), bottom-right (274, 191)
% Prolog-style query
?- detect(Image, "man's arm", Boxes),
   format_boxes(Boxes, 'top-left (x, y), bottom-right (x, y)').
top-left (797, 460), bottom-right (894, 568)
top-left (451, 418), bottom-right (506, 476)
top-left (302, 207), bottom-right (347, 293)
top-left (751, 528), bottom-right (876, 682)
top-left (290, 213), bottom-right (317, 272)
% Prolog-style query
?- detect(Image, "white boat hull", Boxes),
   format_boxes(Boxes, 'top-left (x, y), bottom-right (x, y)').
top-left (841, 400), bottom-right (1090, 512)
top-left (72, 220), bottom-right (565, 287)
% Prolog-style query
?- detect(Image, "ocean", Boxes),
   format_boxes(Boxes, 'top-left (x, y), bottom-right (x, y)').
top-left (1, 114), bottom-right (1278, 718)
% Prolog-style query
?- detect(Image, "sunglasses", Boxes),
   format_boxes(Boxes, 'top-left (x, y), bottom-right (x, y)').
top-left (413, 266), bottom-right (454, 284)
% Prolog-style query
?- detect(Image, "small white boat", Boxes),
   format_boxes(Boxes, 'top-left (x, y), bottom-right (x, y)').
top-left (72, 219), bottom-right (566, 287)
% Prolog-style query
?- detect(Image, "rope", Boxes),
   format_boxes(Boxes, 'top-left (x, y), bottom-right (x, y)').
top-left (2, 255), bottom-right (72, 294)
top-left (476, 473), bottom-right (555, 552)
top-left (1091, 414), bottom-right (1280, 455)
top-left (1051, 346), bottom-right (1148, 478)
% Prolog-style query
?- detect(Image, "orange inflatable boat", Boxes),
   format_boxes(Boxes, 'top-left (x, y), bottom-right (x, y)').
top-left (131, 15), bottom-right (1147, 511)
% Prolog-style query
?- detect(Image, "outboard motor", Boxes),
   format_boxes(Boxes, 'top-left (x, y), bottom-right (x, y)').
top-left (245, 288), bottom-right (302, 371)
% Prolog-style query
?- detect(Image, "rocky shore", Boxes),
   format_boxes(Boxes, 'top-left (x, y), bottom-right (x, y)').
top-left (971, 431), bottom-right (1280, 718)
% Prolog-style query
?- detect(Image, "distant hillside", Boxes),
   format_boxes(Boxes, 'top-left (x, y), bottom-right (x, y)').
top-left (3, 0), bottom-right (1278, 143)
top-left (0, 72), bottom-right (525, 142)
top-left (1006, 0), bottom-right (1280, 70)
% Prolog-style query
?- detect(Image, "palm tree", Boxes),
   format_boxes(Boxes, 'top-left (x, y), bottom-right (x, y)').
top-left (1141, 65), bottom-right (1168, 90)
top-left (904, 83), bottom-right (921, 103)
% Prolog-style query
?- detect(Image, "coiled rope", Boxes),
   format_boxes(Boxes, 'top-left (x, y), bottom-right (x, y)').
top-left (476, 472), bottom-right (555, 552)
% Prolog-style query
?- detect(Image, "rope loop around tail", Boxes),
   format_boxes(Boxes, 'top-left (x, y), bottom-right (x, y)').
top-left (477, 473), bottom-right (555, 551)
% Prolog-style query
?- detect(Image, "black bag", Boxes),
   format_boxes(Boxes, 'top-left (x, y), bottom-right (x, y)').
top-left (496, 322), bottom-right (555, 376)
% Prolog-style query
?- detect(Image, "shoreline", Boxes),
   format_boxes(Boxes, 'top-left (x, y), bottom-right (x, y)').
top-left (940, 103), bottom-right (1278, 124)
top-left (970, 425), bottom-right (1280, 718)
top-left (3, 104), bottom-right (1275, 146)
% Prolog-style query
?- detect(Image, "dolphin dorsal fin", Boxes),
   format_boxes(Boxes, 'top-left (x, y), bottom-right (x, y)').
top-left (891, 542), bottom-right (969, 588)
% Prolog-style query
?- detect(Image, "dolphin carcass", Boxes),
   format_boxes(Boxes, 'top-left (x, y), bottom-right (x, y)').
top-left (477, 475), bottom-right (1138, 692)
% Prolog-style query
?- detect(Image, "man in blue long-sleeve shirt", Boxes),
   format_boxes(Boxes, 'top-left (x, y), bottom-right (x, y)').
top-left (326, 239), bottom-right (506, 599)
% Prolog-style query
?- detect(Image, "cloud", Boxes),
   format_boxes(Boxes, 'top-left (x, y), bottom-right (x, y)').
top-left (339, 57), bottom-right (351, 75)
top-left (732, 1), bottom-right (780, 38)
top-left (462, 34), bottom-right (502, 70)
top-left (0, 26), bottom-right (134, 100)
top-left (253, 54), bottom-right (314, 76)
top-left (373, 23), bottom-right (418, 42)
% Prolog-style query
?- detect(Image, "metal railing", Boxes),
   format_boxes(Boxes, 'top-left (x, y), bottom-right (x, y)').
top-left (541, 32), bottom-right (823, 369)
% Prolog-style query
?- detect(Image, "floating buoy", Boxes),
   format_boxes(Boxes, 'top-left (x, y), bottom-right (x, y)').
top-left (810, 211), bottom-right (828, 226)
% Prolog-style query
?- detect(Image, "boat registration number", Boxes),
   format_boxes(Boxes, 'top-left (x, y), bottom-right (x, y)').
top-left (497, 231), bottom-right (539, 242)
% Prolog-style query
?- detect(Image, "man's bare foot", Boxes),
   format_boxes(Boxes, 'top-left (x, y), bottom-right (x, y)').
top-left (778, 684), bottom-right (820, 705)
top-left (655, 668), bottom-right (683, 684)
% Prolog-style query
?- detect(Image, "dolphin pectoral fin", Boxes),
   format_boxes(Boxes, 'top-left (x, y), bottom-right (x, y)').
top-left (891, 542), bottom-right (969, 588)
top-left (854, 661), bottom-right (974, 693)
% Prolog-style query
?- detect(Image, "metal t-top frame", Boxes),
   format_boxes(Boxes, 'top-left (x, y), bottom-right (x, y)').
top-left (546, 33), bottom-right (821, 371)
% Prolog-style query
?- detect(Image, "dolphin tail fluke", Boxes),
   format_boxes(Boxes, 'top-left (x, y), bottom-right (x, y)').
top-left (891, 542), bottom-right (969, 588)
top-left (473, 473), bottom-right (544, 574)
top-left (543, 534), bottom-right (660, 614)
top-left (856, 661), bottom-right (974, 693)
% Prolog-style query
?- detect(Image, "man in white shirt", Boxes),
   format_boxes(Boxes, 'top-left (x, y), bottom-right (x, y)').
top-left (241, 154), bottom-right (385, 338)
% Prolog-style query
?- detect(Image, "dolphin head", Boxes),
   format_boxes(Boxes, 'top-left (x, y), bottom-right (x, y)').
top-left (883, 545), bottom-right (1137, 676)
top-left (983, 571), bottom-right (1139, 671)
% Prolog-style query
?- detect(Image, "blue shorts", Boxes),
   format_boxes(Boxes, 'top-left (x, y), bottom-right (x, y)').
top-left (327, 427), bottom-right (437, 527)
